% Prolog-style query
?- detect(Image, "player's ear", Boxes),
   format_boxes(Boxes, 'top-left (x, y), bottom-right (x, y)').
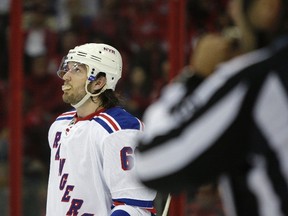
top-left (247, 0), bottom-right (281, 31)
top-left (92, 75), bottom-right (107, 91)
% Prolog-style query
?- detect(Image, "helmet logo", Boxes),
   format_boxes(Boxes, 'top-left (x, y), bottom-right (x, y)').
top-left (88, 68), bottom-right (96, 81)
top-left (103, 47), bottom-right (116, 54)
top-left (88, 75), bottom-right (96, 81)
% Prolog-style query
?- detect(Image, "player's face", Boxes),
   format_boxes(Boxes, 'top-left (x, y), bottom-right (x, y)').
top-left (61, 62), bottom-right (87, 105)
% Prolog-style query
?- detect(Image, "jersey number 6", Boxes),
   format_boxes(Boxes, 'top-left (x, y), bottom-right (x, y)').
top-left (120, 147), bottom-right (134, 171)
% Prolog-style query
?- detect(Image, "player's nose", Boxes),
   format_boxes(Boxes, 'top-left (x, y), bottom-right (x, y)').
top-left (62, 70), bottom-right (72, 81)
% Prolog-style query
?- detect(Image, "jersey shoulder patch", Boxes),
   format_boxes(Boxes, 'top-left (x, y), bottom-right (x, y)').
top-left (93, 107), bottom-right (144, 134)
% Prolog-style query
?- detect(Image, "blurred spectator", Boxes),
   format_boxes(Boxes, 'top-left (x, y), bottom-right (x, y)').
top-left (0, 153), bottom-right (8, 216)
top-left (23, 0), bottom-right (58, 73)
top-left (187, 0), bottom-right (228, 33)
top-left (0, 79), bottom-right (8, 215)
top-left (122, 0), bottom-right (167, 51)
top-left (0, 14), bottom-right (8, 79)
top-left (186, 184), bottom-right (224, 216)
top-left (49, 29), bottom-right (81, 73)
top-left (0, 0), bottom-right (9, 14)
top-left (150, 59), bottom-right (170, 101)
top-left (122, 66), bottom-right (152, 119)
top-left (22, 55), bottom-right (65, 215)
top-left (131, 39), bottom-right (167, 83)
top-left (0, 80), bottom-right (8, 134)
top-left (55, 0), bottom-right (100, 31)
top-left (91, 0), bottom-right (122, 47)
top-left (23, 55), bottom-right (68, 170)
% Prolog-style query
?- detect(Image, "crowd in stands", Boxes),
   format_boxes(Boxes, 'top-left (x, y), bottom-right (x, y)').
top-left (0, 0), bottom-right (231, 215)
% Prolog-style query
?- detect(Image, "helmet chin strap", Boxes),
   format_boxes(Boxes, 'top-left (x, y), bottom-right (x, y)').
top-left (71, 80), bottom-right (107, 109)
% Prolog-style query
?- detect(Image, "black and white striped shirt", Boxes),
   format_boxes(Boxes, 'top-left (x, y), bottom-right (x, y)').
top-left (136, 36), bottom-right (288, 216)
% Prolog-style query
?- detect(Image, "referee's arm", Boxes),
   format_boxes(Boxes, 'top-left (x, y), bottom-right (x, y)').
top-left (135, 79), bottom-right (249, 193)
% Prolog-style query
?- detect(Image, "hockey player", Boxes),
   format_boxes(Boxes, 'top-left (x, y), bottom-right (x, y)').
top-left (46, 43), bottom-right (157, 216)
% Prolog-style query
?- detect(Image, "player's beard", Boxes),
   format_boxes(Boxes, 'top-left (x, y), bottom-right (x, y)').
top-left (62, 86), bottom-right (86, 106)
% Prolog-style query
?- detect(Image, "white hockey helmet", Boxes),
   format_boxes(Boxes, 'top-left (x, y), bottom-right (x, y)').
top-left (57, 43), bottom-right (123, 108)
top-left (58, 43), bottom-right (122, 90)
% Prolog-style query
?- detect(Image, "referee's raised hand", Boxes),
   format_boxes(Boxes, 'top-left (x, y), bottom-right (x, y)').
top-left (191, 33), bottom-right (240, 77)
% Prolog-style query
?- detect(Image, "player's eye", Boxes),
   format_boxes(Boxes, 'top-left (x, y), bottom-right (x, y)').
top-left (66, 63), bottom-right (83, 74)
top-left (72, 64), bottom-right (81, 72)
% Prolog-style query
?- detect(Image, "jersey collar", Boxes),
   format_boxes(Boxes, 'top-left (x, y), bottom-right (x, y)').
top-left (74, 108), bottom-right (106, 123)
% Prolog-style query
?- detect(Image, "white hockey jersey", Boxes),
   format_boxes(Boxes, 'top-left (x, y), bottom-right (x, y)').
top-left (46, 107), bottom-right (156, 216)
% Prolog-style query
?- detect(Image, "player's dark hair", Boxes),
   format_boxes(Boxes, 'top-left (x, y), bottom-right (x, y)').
top-left (93, 72), bottom-right (124, 109)
top-left (99, 89), bottom-right (123, 109)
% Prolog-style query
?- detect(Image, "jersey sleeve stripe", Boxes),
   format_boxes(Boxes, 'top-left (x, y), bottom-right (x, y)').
top-left (112, 198), bottom-right (156, 214)
top-left (98, 113), bottom-right (121, 131)
top-left (93, 108), bottom-right (143, 133)
top-left (93, 117), bottom-right (114, 133)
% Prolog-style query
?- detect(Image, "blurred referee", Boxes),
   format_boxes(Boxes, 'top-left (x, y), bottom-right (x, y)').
top-left (135, 0), bottom-right (288, 215)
